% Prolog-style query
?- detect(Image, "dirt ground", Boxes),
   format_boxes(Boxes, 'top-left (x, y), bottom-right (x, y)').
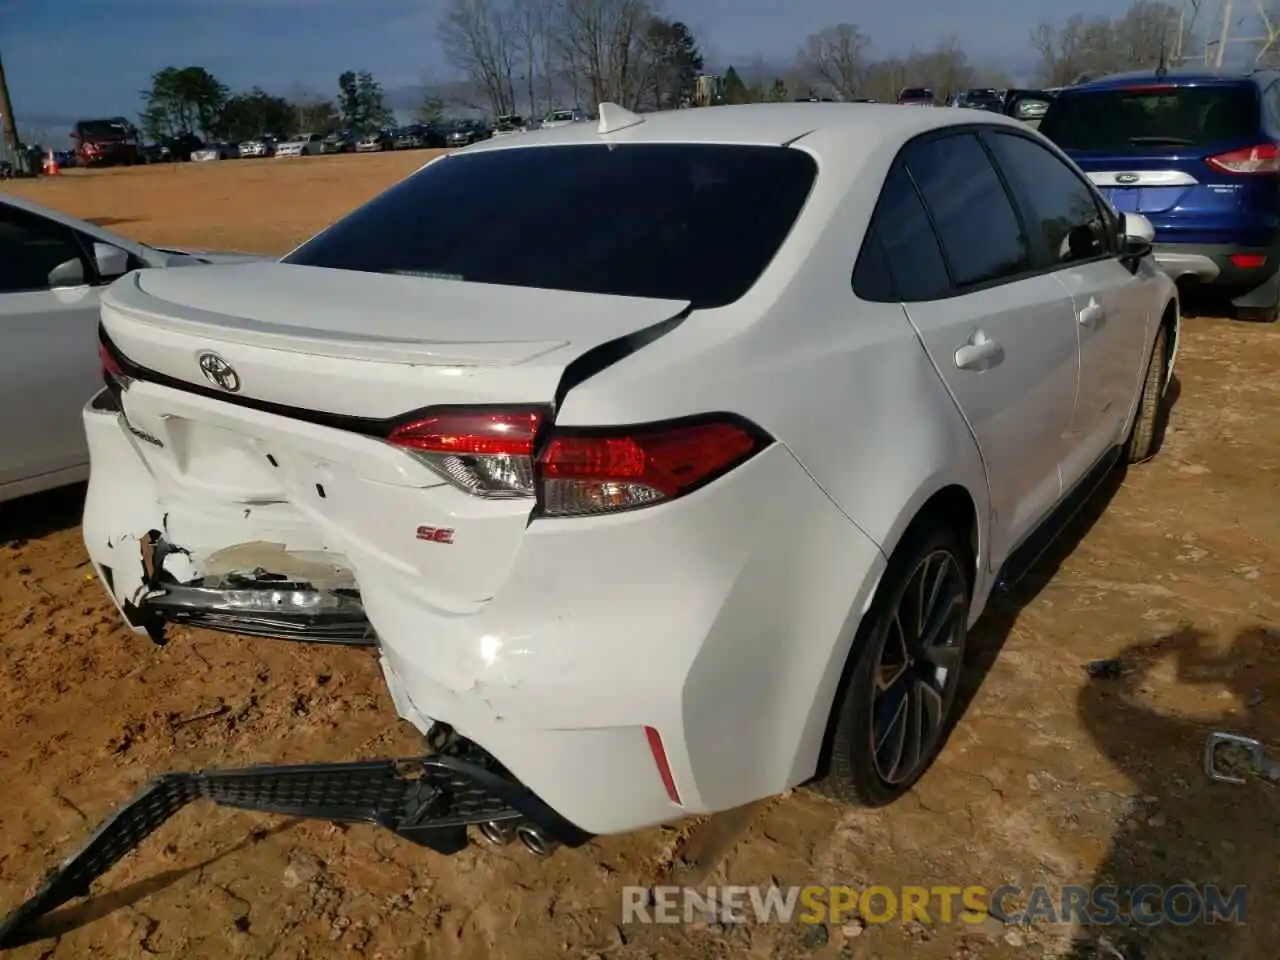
top-left (1, 157), bottom-right (1278, 960)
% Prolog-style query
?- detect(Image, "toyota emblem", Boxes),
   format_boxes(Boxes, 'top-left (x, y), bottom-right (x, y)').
top-left (1115, 172), bottom-right (1140, 185)
top-left (197, 352), bottom-right (241, 393)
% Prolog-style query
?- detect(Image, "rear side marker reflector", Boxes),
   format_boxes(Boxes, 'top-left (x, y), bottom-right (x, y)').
top-left (1229, 253), bottom-right (1267, 269)
top-left (644, 726), bottom-right (682, 805)
top-left (386, 408), bottom-right (772, 517)
top-left (1206, 144), bottom-right (1280, 175)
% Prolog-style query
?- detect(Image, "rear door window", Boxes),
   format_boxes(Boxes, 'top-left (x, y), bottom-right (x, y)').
top-left (284, 143), bottom-right (818, 309)
top-left (903, 133), bottom-right (1033, 288)
top-left (1039, 83), bottom-right (1260, 151)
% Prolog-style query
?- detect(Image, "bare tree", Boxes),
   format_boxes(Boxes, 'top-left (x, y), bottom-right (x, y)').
top-left (1032, 1), bottom-right (1186, 86)
top-left (796, 23), bottom-right (870, 99)
top-left (512, 0), bottom-right (556, 118)
top-left (552, 0), bottom-right (654, 109)
top-left (439, 0), bottom-right (520, 116)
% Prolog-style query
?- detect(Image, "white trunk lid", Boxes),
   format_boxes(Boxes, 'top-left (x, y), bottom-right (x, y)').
top-left (101, 262), bottom-right (687, 608)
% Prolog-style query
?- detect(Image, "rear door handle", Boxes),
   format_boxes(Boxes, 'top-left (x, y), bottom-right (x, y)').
top-left (954, 330), bottom-right (1004, 370)
top-left (1078, 299), bottom-right (1106, 328)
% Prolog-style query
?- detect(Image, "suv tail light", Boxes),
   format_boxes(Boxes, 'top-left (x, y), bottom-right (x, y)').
top-left (387, 408), bottom-right (772, 515)
top-left (1206, 144), bottom-right (1280, 175)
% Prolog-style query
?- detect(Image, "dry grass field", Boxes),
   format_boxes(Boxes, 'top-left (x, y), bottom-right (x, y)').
top-left (1, 156), bottom-right (1278, 960)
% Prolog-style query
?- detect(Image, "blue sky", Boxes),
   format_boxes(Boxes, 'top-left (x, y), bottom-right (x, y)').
top-left (4, 0), bottom-right (1136, 126)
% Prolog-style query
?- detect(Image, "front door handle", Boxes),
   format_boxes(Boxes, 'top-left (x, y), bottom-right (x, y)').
top-left (954, 329), bottom-right (1004, 370)
top-left (1078, 298), bottom-right (1106, 328)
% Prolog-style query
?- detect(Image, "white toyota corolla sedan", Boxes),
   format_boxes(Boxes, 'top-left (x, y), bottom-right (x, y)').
top-left (83, 102), bottom-right (1177, 843)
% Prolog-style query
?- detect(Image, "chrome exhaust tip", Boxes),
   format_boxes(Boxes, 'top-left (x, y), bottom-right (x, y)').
top-left (477, 820), bottom-right (516, 846)
top-left (515, 823), bottom-right (557, 857)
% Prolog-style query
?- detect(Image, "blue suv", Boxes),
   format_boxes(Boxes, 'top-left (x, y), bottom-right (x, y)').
top-left (1038, 68), bottom-right (1280, 321)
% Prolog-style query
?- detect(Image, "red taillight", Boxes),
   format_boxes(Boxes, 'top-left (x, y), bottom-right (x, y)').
top-left (387, 408), bottom-right (546, 499)
top-left (537, 417), bottom-right (767, 517)
top-left (1206, 143), bottom-right (1280, 175)
top-left (1230, 253), bottom-right (1267, 268)
top-left (386, 408), bottom-right (770, 514)
top-left (98, 337), bottom-right (131, 389)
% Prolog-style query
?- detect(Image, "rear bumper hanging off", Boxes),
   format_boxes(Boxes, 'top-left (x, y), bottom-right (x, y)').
top-left (0, 738), bottom-right (592, 949)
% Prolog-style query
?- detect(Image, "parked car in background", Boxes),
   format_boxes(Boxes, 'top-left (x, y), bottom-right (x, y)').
top-left (238, 136), bottom-right (277, 158)
top-left (192, 142), bottom-right (237, 161)
top-left (1005, 89), bottom-right (1054, 126)
top-left (71, 117), bottom-right (141, 167)
top-left (445, 119), bottom-right (493, 147)
top-left (897, 87), bottom-right (936, 106)
top-left (0, 193), bottom-right (266, 504)
top-left (276, 133), bottom-right (325, 158)
top-left (77, 103), bottom-right (1175, 856)
top-left (393, 125), bottom-right (433, 149)
top-left (492, 114), bottom-right (527, 137)
top-left (540, 107), bottom-right (588, 128)
top-left (1037, 68), bottom-right (1280, 321)
top-left (356, 129), bottom-right (395, 153)
top-left (321, 130), bottom-right (357, 154)
top-left (952, 88), bottom-right (1005, 112)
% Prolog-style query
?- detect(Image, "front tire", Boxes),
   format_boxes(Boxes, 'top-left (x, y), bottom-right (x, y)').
top-left (1125, 324), bottom-right (1169, 464)
top-left (812, 523), bottom-right (971, 807)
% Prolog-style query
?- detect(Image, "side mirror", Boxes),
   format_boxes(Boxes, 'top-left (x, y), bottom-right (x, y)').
top-left (47, 257), bottom-right (86, 288)
top-left (94, 242), bottom-right (131, 279)
top-left (1119, 211), bottom-right (1155, 261)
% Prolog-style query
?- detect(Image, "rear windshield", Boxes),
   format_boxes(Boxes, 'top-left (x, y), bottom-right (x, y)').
top-left (283, 143), bottom-right (818, 309)
top-left (1039, 83), bottom-right (1259, 151)
top-left (900, 89), bottom-right (932, 99)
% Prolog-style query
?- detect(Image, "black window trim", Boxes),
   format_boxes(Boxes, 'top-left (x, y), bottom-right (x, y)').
top-left (852, 121), bottom-right (1127, 305)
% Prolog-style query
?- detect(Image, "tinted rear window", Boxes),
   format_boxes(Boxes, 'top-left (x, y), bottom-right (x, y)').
top-left (1039, 83), bottom-right (1259, 150)
top-left (901, 89), bottom-right (932, 99)
top-left (284, 143), bottom-right (818, 309)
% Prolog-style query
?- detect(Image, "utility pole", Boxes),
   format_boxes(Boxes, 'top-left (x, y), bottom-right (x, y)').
top-left (0, 50), bottom-right (25, 173)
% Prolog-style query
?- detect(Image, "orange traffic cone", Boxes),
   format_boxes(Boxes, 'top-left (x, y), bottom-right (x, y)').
top-left (44, 149), bottom-right (60, 175)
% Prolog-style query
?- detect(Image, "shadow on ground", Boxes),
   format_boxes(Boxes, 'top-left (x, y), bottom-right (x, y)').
top-left (0, 483), bottom-right (87, 545)
top-left (1067, 625), bottom-right (1280, 959)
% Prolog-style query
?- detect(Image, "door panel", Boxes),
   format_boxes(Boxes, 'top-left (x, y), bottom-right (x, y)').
top-left (981, 128), bottom-right (1156, 489)
top-left (0, 288), bottom-right (103, 485)
top-left (0, 204), bottom-right (104, 487)
top-left (903, 283), bottom-right (1079, 563)
top-left (1053, 261), bottom-right (1154, 483)
top-left (884, 133), bottom-right (1082, 567)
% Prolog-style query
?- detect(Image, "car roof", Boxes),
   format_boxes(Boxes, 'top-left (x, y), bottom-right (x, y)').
top-left (458, 101), bottom-right (1028, 158)
top-left (1069, 67), bottom-right (1275, 91)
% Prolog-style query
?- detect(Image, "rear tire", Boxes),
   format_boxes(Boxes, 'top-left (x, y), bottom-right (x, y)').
top-left (811, 522), bottom-right (971, 807)
top-left (1125, 324), bottom-right (1169, 464)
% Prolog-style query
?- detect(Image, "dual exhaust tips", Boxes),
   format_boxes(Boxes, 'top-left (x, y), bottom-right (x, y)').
top-left (477, 818), bottom-right (557, 857)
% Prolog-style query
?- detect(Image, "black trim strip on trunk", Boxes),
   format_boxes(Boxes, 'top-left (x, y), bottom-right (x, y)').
top-left (98, 322), bottom-right (538, 438)
top-left (99, 304), bottom-right (692, 439)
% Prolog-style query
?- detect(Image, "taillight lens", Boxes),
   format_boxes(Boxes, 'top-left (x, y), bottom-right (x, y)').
top-left (537, 416), bottom-right (769, 517)
top-left (387, 408), bottom-right (546, 498)
top-left (99, 336), bottom-right (132, 391)
top-left (1206, 143), bottom-right (1280, 175)
top-left (387, 408), bottom-right (772, 515)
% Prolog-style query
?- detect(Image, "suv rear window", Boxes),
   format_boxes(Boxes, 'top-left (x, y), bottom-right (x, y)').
top-left (1039, 83), bottom-right (1260, 150)
top-left (284, 143), bottom-right (818, 309)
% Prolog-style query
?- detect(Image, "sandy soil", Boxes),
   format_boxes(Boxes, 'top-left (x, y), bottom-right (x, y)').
top-left (1, 157), bottom-right (1278, 960)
